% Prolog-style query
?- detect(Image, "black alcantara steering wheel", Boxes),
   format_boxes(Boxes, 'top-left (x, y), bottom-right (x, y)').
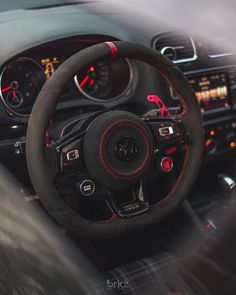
top-left (26, 41), bottom-right (204, 238)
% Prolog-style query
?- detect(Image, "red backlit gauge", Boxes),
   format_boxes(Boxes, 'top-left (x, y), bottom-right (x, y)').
top-left (74, 59), bottom-right (133, 102)
top-left (75, 62), bottom-right (111, 99)
top-left (0, 58), bottom-right (45, 116)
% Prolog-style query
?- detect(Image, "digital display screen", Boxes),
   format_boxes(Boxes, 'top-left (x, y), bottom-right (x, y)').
top-left (41, 57), bottom-right (60, 79)
top-left (188, 73), bottom-right (230, 112)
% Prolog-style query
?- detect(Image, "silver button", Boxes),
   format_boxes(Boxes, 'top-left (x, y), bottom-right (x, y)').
top-left (67, 149), bottom-right (80, 161)
top-left (159, 126), bottom-right (174, 137)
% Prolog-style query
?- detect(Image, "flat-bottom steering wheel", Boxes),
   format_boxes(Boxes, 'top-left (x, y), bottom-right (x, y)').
top-left (26, 41), bottom-right (204, 238)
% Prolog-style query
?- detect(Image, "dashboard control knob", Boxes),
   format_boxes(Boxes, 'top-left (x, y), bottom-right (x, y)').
top-left (204, 138), bottom-right (217, 155)
top-left (226, 132), bottom-right (236, 149)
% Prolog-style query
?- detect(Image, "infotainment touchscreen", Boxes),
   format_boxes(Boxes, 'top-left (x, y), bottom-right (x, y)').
top-left (188, 72), bottom-right (230, 112)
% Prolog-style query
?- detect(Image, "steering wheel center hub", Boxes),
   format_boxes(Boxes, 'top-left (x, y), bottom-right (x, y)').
top-left (115, 136), bottom-right (139, 162)
top-left (83, 111), bottom-right (154, 190)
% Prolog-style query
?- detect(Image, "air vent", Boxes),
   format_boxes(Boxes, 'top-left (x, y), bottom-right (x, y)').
top-left (208, 44), bottom-right (232, 58)
top-left (153, 32), bottom-right (197, 63)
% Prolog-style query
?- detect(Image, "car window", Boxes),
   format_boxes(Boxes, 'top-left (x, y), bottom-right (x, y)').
top-left (0, 0), bottom-right (79, 12)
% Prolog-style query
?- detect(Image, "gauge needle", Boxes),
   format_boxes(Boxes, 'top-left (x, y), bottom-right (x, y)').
top-left (1, 86), bottom-right (12, 93)
top-left (90, 79), bottom-right (95, 86)
top-left (80, 75), bottom-right (90, 87)
top-left (13, 91), bottom-right (16, 97)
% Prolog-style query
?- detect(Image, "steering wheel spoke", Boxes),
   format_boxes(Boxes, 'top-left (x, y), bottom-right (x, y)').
top-left (106, 180), bottom-right (150, 218)
top-left (55, 170), bottom-right (106, 197)
top-left (41, 144), bottom-right (58, 181)
top-left (56, 135), bottom-right (84, 175)
top-left (144, 116), bottom-right (189, 151)
top-left (54, 134), bottom-right (88, 198)
top-left (55, 111), bottom-right (107, 175)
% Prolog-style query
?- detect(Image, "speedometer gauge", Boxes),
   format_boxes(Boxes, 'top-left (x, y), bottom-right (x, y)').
top-left (0, 58), bottom-right (45, 116)
top-left (74, 58), bottom-right (133, 101)
top-left (75, 61), bottom-right (112, 99)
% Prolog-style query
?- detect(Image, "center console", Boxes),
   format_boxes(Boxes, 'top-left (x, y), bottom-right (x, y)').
top-left (182, 66), bottom-right (236, 235)
top-left (186, 66), bottom-right (236, 158)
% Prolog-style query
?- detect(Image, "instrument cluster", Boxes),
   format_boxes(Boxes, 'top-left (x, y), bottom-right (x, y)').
top-left (0, 42), bottom-right (134, 116)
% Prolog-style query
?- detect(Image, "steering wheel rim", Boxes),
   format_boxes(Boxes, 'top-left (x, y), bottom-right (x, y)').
top-left (26, 41), bottom-right (204, 238)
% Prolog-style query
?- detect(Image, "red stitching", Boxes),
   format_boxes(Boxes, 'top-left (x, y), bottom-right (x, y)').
top-left (145, 66), bottom-right (190, 207)
top-left (105, 42), bottom-right (118, 58)
top-left (99, 120), bottom-right (153, 180)
top-left (100, 121), bottom-right (153, 179)
top-left (96, 48), bottom-right (192, 224)
top-left (98, 147), bottom-right (189, 224)
top-left (98, 212), bottom-right (118, 224)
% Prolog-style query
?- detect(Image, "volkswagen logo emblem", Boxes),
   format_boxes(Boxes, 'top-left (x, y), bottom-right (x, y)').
top-left (115, 137), bottom-right (139, 162)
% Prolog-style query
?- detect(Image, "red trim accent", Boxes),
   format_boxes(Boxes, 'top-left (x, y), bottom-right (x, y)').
top-left (145, 70), bottom-right (190, 204)
top-left (105, 42), bottom-right (118, 58)
top-left (147, 95), bottom-right (170, 117)
top-left (45, 119), bottom-right (53, 147)
top-left (99, 120), bottom-right (153, 180)
top-left (45, 130), bottom-right (50, 147)
top-left (160, 157), bottom-right (173, 173)
top-left (99, 212), bottom-right (118, 224)
top-left (165, 146), bottom-right (177, 155)
top-left (140, 63), bottom-right (188, 116)
top-left (94, 54), bottom-right (192, 225)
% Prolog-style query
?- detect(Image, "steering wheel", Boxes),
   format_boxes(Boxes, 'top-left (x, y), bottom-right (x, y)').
top-left (26, 41), bottom-right (204, 238)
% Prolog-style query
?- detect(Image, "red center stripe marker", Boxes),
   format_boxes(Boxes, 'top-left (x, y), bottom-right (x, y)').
top-left (105, 42), bottom-right (118, 58)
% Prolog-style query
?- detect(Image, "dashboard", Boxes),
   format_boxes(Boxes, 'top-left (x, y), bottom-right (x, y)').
top-left (0, 39), bottom-right (134, 117)
top-left (0, 3), bottom-right (235, 186)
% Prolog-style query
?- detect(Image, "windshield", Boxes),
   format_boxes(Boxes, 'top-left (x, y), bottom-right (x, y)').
top-left (0, 0), bottom-right (81, 12)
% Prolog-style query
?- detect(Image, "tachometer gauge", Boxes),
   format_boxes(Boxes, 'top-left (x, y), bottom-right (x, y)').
top-left (0, 58), bottom-right (45, 116)
top-left (75, 61), bottom-right (112, 100)
top-left (74, 59), bottom-right (133, 102)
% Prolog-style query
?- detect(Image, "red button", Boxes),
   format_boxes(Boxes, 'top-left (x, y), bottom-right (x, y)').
top-left (161, 157), bottom-right (173, 172)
